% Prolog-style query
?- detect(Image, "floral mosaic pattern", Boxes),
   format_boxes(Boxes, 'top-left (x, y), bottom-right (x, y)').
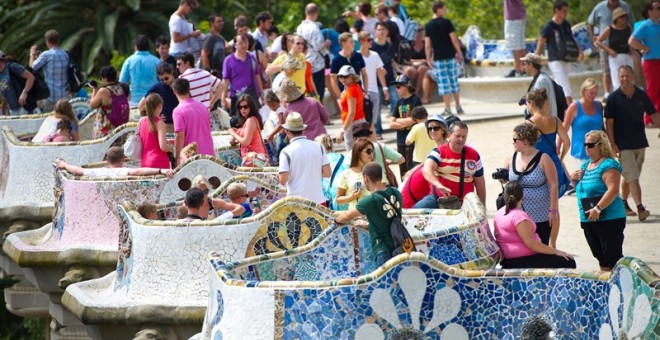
top-left (114, 210), bottom-right (133, 290)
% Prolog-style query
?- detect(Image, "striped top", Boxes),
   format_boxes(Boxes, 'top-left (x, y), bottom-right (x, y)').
top-left (427, 144), bottom-right (484, 201)
top-left (179, 68), bottom-right (221, 107)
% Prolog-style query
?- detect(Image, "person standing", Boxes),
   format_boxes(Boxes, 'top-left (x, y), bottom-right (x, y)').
top-left (535, 1), bottom-right (584, 105)
top-left (330, 33), bottom-right (368, 104)
top-left (89, 66), bottom-right (129, 138)
top-left (297, 4), bottom-right (329, 102)
top-left (334, 162), bottom-right (402, 266)
top-left (177, 52), bottom-right (223, 110)
top-left (278, 112), bottom-right (332, 205)
top-left (425, 1), bottom-right (464, 116)
top-left (221, 34), bottom-right (262, 117)
top-left (139, 62), bottom-right (179, 133)
top-left (629, 0), bottom-right (660, 124)
top-left (252, 12), bottom-right (273, 54)
top-left (155, 36), bottom-right (177, 73)
top-left (29, 29), bottom-right (69, 111)
top-left (171, 78), bottom-right (214, 163)
top-left (588, 0), bottom-right (634, 97)
top-left (120, 35), bottom-right (161, 106)
top-left (604, 65), bottom-right (659, 221)
top-left (389, 74), bottom-right (422, 176)
top-left (595, 8), bottom-right (635, 90)
top-left (358, 31), bottom-right (388, 138)
top-left (503, 0), bottom-right (527, 78)
top-left (570, 131), bottom-right (626, 271)
top-left (0, 51), bottom-right (35, 116)
top-left (336, 65), bottom-right (366, 150)
top-left (138, 94), bottom-right (172, 169)
top-left (275, 79), bottom-right (328, 141)
top-left (520, 53), bottom-right (559, 118)
top-left (200, 13), bottom-right (227, 78)
top-left (169, 0), bottom-right (201, 58)
top-left (415, 121), bottom-right (486, 208)
top-left (562, 78), bottom-right (604, 169)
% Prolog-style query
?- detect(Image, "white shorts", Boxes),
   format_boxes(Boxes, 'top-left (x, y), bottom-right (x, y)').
top-left (548, 60), bottom-right (573, 98)
top-left (505, 19), bottom-right (526, 51)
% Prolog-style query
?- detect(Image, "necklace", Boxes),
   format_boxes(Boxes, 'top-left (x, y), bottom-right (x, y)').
top-left (590, 156), bottom-right (603, 166)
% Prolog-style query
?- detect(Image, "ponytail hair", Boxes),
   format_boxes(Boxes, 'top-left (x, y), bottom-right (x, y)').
top-left (504, 180), bottom-right (524, 215)
top-left (144, 93), bottom-right (164, 133)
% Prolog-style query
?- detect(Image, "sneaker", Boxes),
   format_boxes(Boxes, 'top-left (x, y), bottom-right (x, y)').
top-left (456, 106), bottom-right (465, 115)
top-left (637, 205), bottom-right (650, 222)
top-left (624, 201), bottom-right (637, 216)
top-left (442, 108), bottom-right (452, 116)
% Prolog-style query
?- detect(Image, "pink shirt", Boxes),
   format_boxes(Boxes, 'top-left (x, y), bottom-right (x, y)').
top-left (173, 98), bottom-right (215, 157)
top-left (284, 97), bottom-right (329, 141)
top-left (238, 116), bottom-right (267, 156)
top-left (138, 117), bottom-right (170, 169)
top-left (493, 208), bottom-right (541, 259)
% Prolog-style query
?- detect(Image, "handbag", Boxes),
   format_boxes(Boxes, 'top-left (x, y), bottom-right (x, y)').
top-left (124, 118), bottom-right (143, 161)
top-left (434, 148), bottom-right (465, 210)
top-left (376, 142), bottom-right (398, 187)
top-left (580, 196), bottom-right (603, 219)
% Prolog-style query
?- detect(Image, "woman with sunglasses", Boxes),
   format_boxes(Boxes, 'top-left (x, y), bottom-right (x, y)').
top-left (570, 130), bottom-right (626, 271)
top-left (336, 65), bottom-right (366, 150)
top-left (266, 34), bottom-right (308, 94)
top-left (227, 95), bottom-right (269, 166)
top-left (336, 138), bottom-right (375, 210)
top-left (503, 123), bottom-right (559, 247)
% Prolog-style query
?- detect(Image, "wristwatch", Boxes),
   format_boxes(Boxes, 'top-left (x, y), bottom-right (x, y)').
top-left (594, 205), bottom-right (602, 214)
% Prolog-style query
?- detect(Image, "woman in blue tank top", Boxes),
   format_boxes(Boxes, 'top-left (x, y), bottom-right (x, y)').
top-left (562, 78), bottom-right (604, 163)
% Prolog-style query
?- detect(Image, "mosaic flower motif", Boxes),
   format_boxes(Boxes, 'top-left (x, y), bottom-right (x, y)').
top-left (382, 194), bottom-right (401, 218)
top-left (252, 213), bottom-right (323, 256)
top-left (355, 266), bottom-right (468, 339)
top-left (599, 268), bottom-right (652, 340)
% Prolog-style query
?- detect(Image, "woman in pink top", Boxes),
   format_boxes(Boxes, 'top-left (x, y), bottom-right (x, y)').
top-left (139, 94), bottom-right (172, 169)
top-left (494, 181), bottom-right (575, 269)
top-left (227, 94), bottom-right (268, 160)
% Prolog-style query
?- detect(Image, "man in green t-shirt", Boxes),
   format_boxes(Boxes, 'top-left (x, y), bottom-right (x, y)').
top-left (335, 162), bottom-right (403, 266)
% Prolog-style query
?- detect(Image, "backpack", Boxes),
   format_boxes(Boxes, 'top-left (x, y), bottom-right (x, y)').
top-left (396, 39), bottom-right (413, 65)
top-left (373, 191), bottom-right (416, 257)
top-left (527, 72), bottom-right (568, 121)
top-left (65, 51), bottom-right (85, 93)
top-left (8, 63), bottom-right (50, 111)
top-left (106, 86), bottom-right (130, 127)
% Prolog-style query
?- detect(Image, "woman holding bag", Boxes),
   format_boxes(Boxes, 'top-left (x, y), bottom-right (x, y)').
top-left (570, 130), bottom-right (626, 271)
top-left (138, 93), bottom-right (171, 169)
top-left (227, 94), bottom-right (269, 167)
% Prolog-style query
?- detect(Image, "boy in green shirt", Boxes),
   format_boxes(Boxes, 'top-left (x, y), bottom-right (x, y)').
top-left (335, 162), bottom-right (403, 266)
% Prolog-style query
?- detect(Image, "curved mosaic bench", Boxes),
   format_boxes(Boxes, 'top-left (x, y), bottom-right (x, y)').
top-left (199, 252), bottom-right (659, 339)
top-left (0, 123), bottom-right (136, 224)
top-left (0, 97), bottom-right (94, 138)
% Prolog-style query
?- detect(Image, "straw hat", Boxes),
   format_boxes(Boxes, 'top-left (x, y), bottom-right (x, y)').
top-left (281, 112), bottom-right (307, 131)
top-left (275, 79), bottom-right (304, 102)
top-left (612, 8), bottom-right (627, 22)
top-left (520, 53), bottom-right (542, 66)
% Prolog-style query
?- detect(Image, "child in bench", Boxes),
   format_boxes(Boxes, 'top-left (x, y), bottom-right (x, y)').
top-left (405, 106), bottom-right (436, 168)
top-left (215, 183), bottom-right (253, 220)
top-left (42, 119), bottom-right (73, 143)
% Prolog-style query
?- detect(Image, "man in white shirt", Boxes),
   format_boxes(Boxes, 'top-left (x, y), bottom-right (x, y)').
top-left (169, 0), bottom-right (201, 57)
top-left (296, 3), bottom-right (331, 101)
top-left (278, 112), bottom-right (331, 205)
top-left (358, 31), bottom-right (389, 138)
top-left (55, 147), bottom-right (175, 177)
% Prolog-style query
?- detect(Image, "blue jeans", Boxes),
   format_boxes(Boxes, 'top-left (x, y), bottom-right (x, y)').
top-left (313, 69), bottom-right (326, 101)
top-left (413, 194), bottom-right (439, 209)
top-left (373, 250), bottom-right (390, 267)
top-left (369, 91), bottom-right (381, 134)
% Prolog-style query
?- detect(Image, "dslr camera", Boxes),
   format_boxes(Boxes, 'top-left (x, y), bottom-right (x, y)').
top-left (85, 80), bottom-right (98, 88)
top-left (492, 168), bottom-right (509, 181)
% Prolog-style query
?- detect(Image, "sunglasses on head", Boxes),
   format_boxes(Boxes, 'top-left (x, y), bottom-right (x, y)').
top-left (427, 126), bottom-right (443, 132)
top-left (584, 142), bottom-right (601, 148)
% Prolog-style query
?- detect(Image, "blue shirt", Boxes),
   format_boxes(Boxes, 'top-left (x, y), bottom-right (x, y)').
top-left (145, 82), bottom-right (178, 124)
top-left (119, 51), bottom-right (160, 106)
top-left (0, 62), bottom-right (26, 110)
top-left (321, 29), bottom-right (341, 58)
top-left (31, 47), bottom-right (69, 102)
top-left (576, 158), bottom-right (626, 222)
top-left (632, 19), bottom-right (660, 60)
top-left (571, 101), bottom-right (604, 160)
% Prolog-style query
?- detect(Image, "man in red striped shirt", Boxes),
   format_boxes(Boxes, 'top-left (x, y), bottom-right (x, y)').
top-left (175, 52), bottom-right (223, 109)
top-left (414, 120), bottom-right (486, 208)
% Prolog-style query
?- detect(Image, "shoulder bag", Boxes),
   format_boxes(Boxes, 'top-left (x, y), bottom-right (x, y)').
top-left (124, 117), bottom-right (143, 161)
top-left (433, 147), bottom-right (465, 210)
top-left (377, 142), bottom-right (398, 187)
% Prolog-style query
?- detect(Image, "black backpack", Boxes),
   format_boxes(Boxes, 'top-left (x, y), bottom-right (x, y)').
top-left (373, 191), bottom-right (416, 257)
top-left (526, 72), bottom-right (568, 121)
top-left (396, 39), bottom-right (413, 65)
top-left (65, 51), bottom-right (84, 93)
top-left (8, 63), bottom-right (50, 111)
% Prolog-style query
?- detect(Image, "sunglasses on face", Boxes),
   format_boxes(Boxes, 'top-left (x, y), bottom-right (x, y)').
top-left (159, 76), bottom-right (172, 82)
top-left (363, 148), bottom-right (374, 155)
top-left (238, 104), bottom-right (250, 110)
top-left (427, 126), bottom-right (443, 132)
top-left (338, 75), bottom-right (347, 79)
top-left (584, 142), bottom-right (601, 148)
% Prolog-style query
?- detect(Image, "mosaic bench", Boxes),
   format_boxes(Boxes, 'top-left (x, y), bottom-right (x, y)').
top-left (0, 97), bottom-right (93, 137)
top-left (200, 252), bottom-right (659, 340)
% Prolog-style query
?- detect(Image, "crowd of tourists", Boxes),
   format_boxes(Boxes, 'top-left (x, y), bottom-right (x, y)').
top-left (3, 0), bottom-right (660, 271)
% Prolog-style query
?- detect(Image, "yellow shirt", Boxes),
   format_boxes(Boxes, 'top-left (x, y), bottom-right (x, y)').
top-left (406, 122), bottom-right (437, 163)
top-left (337, 168), bottom-right (371, 209)
top-left (271, 53), bottom-right (307, 93)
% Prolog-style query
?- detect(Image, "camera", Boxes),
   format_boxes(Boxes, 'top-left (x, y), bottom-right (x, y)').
top-left (492, 168), bottom-right (509, 181)
top-left (85, 80), bottom-right (98, 88)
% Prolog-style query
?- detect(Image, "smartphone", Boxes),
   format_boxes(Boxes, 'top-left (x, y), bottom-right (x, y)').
top-left (354, 182), bottom-right (362, 191)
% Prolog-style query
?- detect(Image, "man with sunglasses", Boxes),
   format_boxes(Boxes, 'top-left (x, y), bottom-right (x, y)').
top-left (139, 62), bottom-right (179, 133)
top-left (605, 65), bottom-right (658, 221)
top-left (169, 0), bottom-right (201, 58)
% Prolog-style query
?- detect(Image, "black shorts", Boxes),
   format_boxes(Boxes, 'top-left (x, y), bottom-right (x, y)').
top-left (581, 218), bottom-right (626, 269)
top-left (501, 253), bottom-right (576, 269)
top-left (535, 220), bottom-right (551, 245)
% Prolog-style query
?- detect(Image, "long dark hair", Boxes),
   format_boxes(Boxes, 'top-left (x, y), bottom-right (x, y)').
top-left (235, 94), bottom-right (263, 130)
top-left (350, 138), bottom-right (373, 168)
top-left (504, 181), bottom-right (523, 215)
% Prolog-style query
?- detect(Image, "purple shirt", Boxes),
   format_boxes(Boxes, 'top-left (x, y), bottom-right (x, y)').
top-left (222, 53), bottom-right (259, 97)
top-left (504, 0), bottom-right (526, 20)
top-left (173, 98), bottom-right (215, 157)
top-left (284, 97), bottom-right (329, 141)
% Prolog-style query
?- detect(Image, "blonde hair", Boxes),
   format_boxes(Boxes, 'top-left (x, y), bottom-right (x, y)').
top-left (192, 174), bottom-right (213, 191)
top-left (138, 203), bottom-right (157, 219)
top-left (315, 134), bottom-right (334, 152)
top-left (585, 130), bottom-right (615, 159)
top-left (358, 31), bottom-right (371, 41)
top-left (54, 99), bottom-right (78, 124)
top-left (145, 93), bottom-right (163, 133)
top-left (339, 32), bottom-right (353, 44)
top-left (177, 205), bottom-right (188, 219)
top-left (580, 78), bottom-right (599, 98)
top-left (227, 182), bottom-right (247, 200)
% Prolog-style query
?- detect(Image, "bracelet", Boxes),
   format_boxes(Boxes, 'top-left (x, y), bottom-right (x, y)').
top-left (383, 88), bottom-right (389, 91)
top-left (548, 209), bottom-right (558, 214)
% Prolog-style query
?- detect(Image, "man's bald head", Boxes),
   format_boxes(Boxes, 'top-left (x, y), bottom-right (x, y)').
top-left (305, 3), bottom-right (319, 16)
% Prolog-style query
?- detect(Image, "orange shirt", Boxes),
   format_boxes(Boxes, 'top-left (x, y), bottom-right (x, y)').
top-left (305, 61), bottom-right (315, 95)
top-left (340, 83), bottom-right (365, 123)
